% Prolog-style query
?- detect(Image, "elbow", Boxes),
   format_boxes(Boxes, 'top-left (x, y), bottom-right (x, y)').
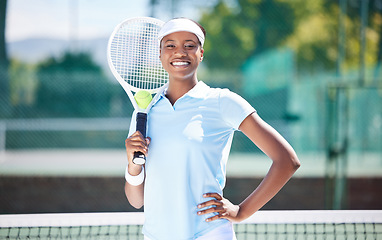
top-left (126, 193), bottom-right (144, 209)
top-left (129, 200), bottom-right (144, 210)
top-left (278, 152), bottom-right (300, 173)
top-left (278, 156), bottom-right (300, 176)
top-left (289, 155), bottom-right (301, 172)
top-left (272, 149), bottom-right (301, 174)
top-left (124, 183), bottom-right (144, 209)
top-left (294, 159), bottom-right (301, 171)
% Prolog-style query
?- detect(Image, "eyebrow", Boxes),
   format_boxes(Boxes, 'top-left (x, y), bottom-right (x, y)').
top-left (164, 39), bottom-right (197, 43)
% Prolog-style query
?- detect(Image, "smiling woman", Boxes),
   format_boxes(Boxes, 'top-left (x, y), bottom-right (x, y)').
top-left (123, 18), bottom-right (300, 240)
top-left (159, 31), bottom-right (204, 103)
top-left (155, 19), bottom-right (205, 106)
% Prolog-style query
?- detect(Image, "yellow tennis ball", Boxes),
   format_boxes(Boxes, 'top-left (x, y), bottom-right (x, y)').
top-left (134, 90), bottom-right (152, 109)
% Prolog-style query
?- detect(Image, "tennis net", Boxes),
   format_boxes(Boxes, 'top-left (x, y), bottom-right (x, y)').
top-left (0, 210), bottom-right (381, 239)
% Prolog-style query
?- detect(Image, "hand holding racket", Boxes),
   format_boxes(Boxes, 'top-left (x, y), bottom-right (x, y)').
top-left (107, 17), bottom-right (169, 165)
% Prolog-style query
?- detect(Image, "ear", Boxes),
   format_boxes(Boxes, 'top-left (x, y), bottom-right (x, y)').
top-left (200, 48), bottom-right (204, 62)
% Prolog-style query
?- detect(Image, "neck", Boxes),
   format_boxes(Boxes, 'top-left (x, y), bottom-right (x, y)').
top-left (166, 76), bottom-right (198, 105)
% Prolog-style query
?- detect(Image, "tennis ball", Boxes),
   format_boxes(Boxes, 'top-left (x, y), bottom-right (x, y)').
top-left (134, 90), bottom-right (152, 109)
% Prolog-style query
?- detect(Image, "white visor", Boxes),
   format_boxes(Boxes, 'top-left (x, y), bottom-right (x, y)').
top-left (158, 18), bottom-right (205, 47)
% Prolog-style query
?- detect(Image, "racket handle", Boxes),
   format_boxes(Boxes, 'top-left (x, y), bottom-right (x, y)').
top-left (133, 112), bottom-right (147, 165)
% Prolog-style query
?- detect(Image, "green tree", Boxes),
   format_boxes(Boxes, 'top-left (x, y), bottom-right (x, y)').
top-left (283, 0), bottom-right (381, 74)
top-left (337, 0), bottom-right (382, 75)
top-left (199, 0), bottom-right (382, 76)
top-left (35, 52), bottom-right (117, 118)
top-left (199, 0), bottom-right (295, 70)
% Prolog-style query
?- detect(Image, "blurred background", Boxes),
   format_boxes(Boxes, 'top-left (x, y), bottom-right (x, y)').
top-left (0, 0), bottom-right (381, 213)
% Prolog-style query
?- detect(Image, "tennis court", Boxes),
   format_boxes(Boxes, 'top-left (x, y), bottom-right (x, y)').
top-left (1, 150), bottom-right (381, 238)
top-left (1, 0), bottom-right (382, 239)
top-left (1, 149), bottom-right (381, 210)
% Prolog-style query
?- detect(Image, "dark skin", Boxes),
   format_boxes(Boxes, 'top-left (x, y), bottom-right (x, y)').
top-left (124, 31), bottom-right (301, 222)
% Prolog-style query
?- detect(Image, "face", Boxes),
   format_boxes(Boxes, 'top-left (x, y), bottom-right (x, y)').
top-left (159, 31), bottom-right (204, 81)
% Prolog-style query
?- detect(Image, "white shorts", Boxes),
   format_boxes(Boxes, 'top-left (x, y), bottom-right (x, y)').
top-left (144, 222), bottom-right (237, 240)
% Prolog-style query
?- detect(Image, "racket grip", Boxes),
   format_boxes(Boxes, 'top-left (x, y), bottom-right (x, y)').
top-left (133, 112), bottom-right (147, 165)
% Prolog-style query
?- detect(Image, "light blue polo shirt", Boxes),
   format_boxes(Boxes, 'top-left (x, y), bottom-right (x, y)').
top-left (128, 81), bottom-right (255, 240)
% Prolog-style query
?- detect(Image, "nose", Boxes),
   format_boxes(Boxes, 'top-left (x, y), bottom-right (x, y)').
top-left (174, 47), bottom-right (187, 57)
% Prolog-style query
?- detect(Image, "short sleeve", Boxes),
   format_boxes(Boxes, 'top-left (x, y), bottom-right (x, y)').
top-left (219, 89), bottom-right (256, 130)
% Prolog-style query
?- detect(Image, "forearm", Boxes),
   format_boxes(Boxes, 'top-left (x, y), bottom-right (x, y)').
top-left (237, 159), bottom-right (299, 220)
top-left (197, 158), bottom-right (299, 223)
top-left (237, 112), bottom-right (301, 221)
top-left (124, 183), bottom-right (144, 209)
top-left (124, 165), bottom-right (145, 209)
top-left (123, 132), bottom-right (150, 209)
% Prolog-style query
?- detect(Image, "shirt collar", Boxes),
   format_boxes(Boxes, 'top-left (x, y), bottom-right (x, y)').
top-left (157, 80), bottom-right (209, 104)
top-left (184, 81), bottom-right (209, 98)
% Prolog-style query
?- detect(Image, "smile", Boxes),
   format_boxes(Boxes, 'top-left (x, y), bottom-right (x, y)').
top-left (171, 61), bottom-right (190, 66)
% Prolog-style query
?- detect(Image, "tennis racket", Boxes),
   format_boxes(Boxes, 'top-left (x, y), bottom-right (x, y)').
top-left (107, 17), bottom-right (169, 165)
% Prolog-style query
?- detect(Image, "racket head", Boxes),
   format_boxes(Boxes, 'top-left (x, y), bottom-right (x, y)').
top-left (107, 17), bottom-right (168, 94)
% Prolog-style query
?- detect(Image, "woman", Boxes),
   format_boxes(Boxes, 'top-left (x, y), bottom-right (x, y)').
top-left (124, 18), bottom-right (300, 240)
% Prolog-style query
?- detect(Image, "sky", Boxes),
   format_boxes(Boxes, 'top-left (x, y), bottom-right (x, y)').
top-left (5, 0), bottom-right (187, 42)
top-left (5, 0), bottom-right (207, 43)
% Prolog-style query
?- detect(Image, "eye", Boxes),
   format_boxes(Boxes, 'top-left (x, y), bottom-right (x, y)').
top-left (165, 44), bottom-right (175, 49)
top-left (185, 44), bottom-right (196, 49)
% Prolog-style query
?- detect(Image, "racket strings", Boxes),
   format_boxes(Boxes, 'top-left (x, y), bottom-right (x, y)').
top-left (110, 19), bottom-right (168, 92)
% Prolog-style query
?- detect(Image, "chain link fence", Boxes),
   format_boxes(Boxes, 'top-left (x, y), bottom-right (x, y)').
top-left (0, 0), bottom-right (381, 156)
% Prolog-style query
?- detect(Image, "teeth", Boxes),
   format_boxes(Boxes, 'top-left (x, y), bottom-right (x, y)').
top-left (172, 62), bottom-right (189, 66)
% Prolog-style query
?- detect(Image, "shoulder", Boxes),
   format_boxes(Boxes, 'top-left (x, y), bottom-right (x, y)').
top-left (205, 84), bottom-right (248, 107)
top-left (199, 82), bottom-right (236, 100)
top-left (197, 82), bottom-right (252, 109)
top-left (201, 82), bottom-right (256, 129)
